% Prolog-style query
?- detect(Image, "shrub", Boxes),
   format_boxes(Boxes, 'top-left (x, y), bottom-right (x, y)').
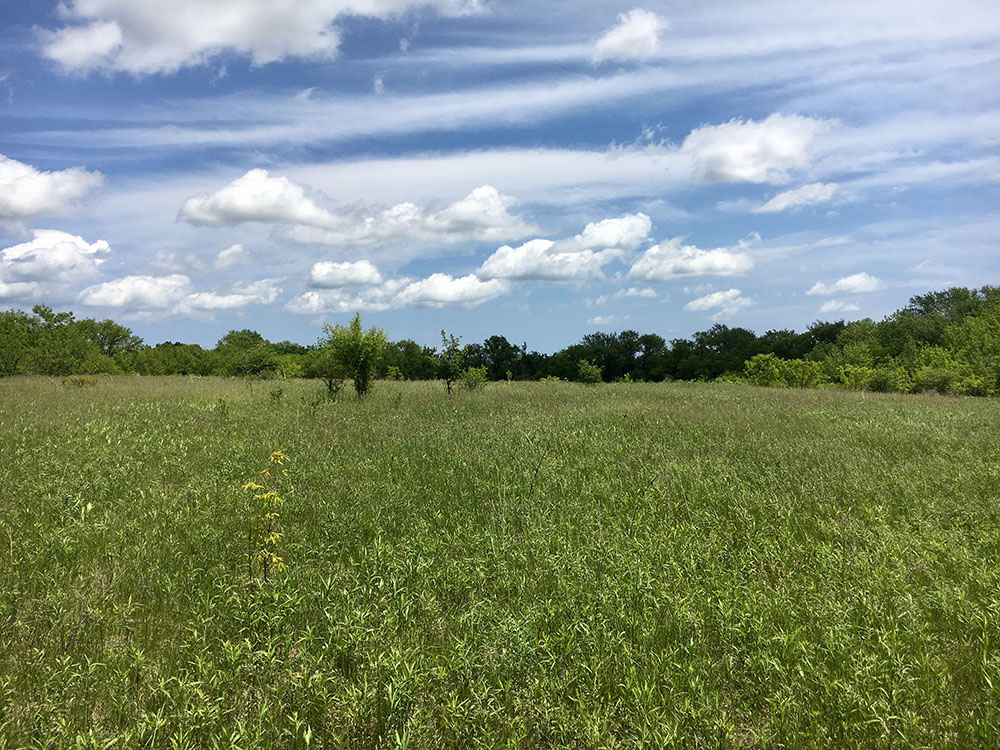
top-left (866, 364), bottom-right (911, 393)
top-left (779, 358), bottom-right (826, 389)
top-left (320, 313), bottom-right (387, 398)
top-left (839, 365), bottom-right (876, 391)
top-left (461, 365), bottom-right (488, 391)
top-left (744, 353), bottom-right (786, 387)
top-left (577, 359), bottom-right (603, 385)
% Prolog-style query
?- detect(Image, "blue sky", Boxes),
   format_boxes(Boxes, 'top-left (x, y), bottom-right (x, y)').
top-left (1, 1), bottom-right (998, 350)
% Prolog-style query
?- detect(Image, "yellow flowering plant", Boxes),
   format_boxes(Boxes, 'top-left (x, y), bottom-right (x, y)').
top-left (242, 450), bottom-right (290, 583)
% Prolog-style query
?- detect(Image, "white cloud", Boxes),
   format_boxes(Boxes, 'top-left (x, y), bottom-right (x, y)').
top-left (41, 0), bottom-right (483, 75)
top-left (0, 154), bottom-right (103, 221)
top-left (310, 260), bottom-right (383, 288)
top-left (593, 9), bottom-right (669, 62)
top-left (80, 274), bottom-right (192, 308)
top-left (287, 271), bottom-right (507, 313)
top-left (178, 169), bottom-right (339, 227)
top-left (807, 272), bottom-right (882, 295)
top-left (479, 239), bottom-right (614, 282)
top-left (284, 185), bottom-right (536, 247)
top-left (0, 281), bottom-right (40, 300)
top-left (753, 182), bottom-right (838, 213)
top-left (591, 286), bottom-right (658, 306)
top-left (396, 272), bottom-right (508, 308)
top-left (629, 237), bottom-right (753, 281)
top-left (819, 299), bottom-right (860, 313)
top-left (477, 211), bottom-right (651, 282)
top-left (178, 279), bottom-right (281, 313)
top-left (0, 230), bottom-right (109, 287)
top-left (215, 243), bottom-right (249, 269)
top-left (684, 288), bottom-right (753, 319)
top-left (617, 287), bottom-right (657, 299)
top-left (587, 314), bottom-right (630, 326)
top-left (681, 114), bottom-right (830, 184)
top-left (151, 243), bottom-right (252, 273)
top-left (423, 185), bottom-right (536, 242)
top-left (286, 280), bottom-right (408, 315)
top-left (80, 273), bottom-right (281, 315)
top-left (557, 212), bottom-right (652, 252)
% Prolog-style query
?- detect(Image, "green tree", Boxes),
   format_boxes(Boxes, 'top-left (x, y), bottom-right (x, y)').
top-left (0, 309), bottom-right (35, 376)
top-left (438, 331), bottom-right (465, 395)
top-left (320, 313), bottom-right (387, 398)
top-left (577, 359), bottom-right (603, 385)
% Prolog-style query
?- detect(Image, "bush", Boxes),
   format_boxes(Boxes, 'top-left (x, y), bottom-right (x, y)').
top-left (744, 353), bottom-right (786, 387)
top-left (577, 359), bottom-right (603, 385)
top-left (460, 366), bottom-right (488, 391)
top-left (320, 313), bottom-right (387, 398)
top-left (839, 365), bottom-right (876, 391)
top-left (866, 364), bottom-right (911, 393)
top-left (779, 358), bottom-right (826, 388)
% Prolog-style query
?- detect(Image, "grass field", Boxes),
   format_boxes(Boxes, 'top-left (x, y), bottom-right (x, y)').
top-left (1, 377), bottom-right (998, 748)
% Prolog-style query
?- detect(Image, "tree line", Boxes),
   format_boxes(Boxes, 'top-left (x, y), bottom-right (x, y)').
top-left (2, 285), bottom-right (999, 396)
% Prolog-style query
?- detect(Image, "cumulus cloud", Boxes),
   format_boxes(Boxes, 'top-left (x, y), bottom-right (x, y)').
top-left (680, 114), bottom-right (830, 184)
top-left (286, 280), bottom-right (408, 315)
top-left (0, 281), bottom-right (39, 300)
top-left (310, 260), bottom-right (383, 288)
top-left (423, 185), bottom-right (534, 241)
top-left (0, 154), bottom-right (103, 221)
top-left (807, 272), bottom-right (882, 295)
top-left (477, 212), bottom-right (651, 282)
top-left (479, 239), bottom-right (614, 282)
top-left (396, 272), bottom-right (508, 308)
top-left (0, 230), bottom-right (109, 293)
top-left (41, 0), bottom-right (483, 75)
top-left (287, 271), bottom-right (507, 313)
top-left (592, 286), bottom-right (658, 306)
top-left (283, 185), bottom-right (536, 246)
top-left (587, 314), bottom-right (630, 326)
top-left (593, 9), bottom-right (669, 62)
top-left (80, 273), bottom-right (281, 315)
top-left (214, 243), bottom-right (250, 269)
top-left (557, 212), bottom-right (652, 253)
top-left (628, 237), bottom-right (753, 281)
top-left (754, 182), bottom-right (838, 213)
top-left (819, 299), bottom-right (860, 313)
top-left (80, 274), bottom-right (192, 308)
top-left (178, 169), bottom-right (339, 227)
top-left (684, 288), bottom-right (753, 318)
top-left (177, 279), bottom-right (281, 313)
top-left (151, 243), bottom-right (253, 273)
top-left (617, 287), bottom-right (656, 299)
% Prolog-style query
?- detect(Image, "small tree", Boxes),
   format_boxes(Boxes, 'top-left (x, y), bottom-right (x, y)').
top-left (577, 359), bottom-right (603, 384)
top-left (320, 313), bottom-right (387, 398)
top-left (461, 365), bottom-right (488, 391)
top-left (438, 331), bottom-right (465, 395)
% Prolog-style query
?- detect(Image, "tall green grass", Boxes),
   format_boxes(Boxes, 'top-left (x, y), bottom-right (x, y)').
top-left (1, 377), bottom-right (998, 747)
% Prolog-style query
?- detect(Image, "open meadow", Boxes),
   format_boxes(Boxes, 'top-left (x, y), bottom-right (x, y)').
top-left (1, 376), bottom-right (999, 748)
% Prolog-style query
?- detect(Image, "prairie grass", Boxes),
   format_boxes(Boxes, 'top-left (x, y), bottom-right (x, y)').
top-left (1, 376), bottom-right (998, 747)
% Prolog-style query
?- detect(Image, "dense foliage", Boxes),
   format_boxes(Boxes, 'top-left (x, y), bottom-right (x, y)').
top-left (2, 285), bottom-right (998, 395)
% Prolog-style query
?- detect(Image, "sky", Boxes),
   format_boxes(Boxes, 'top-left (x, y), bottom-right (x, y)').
top-left (1, 1), bottom-right (998, 351)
